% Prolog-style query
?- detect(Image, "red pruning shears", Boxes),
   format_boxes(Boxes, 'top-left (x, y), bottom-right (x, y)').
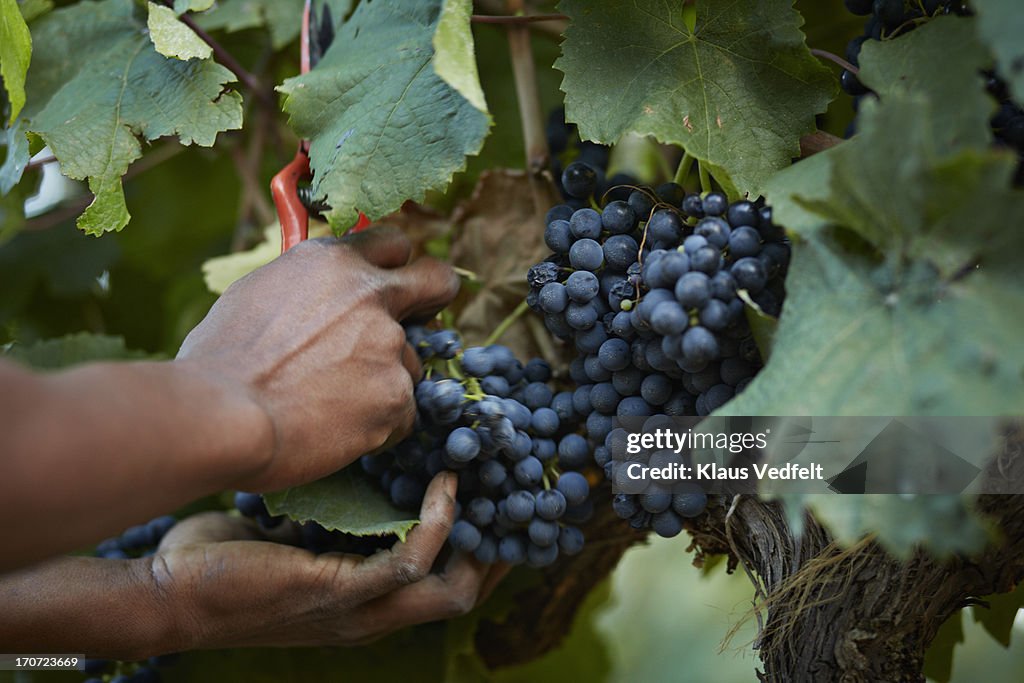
top-left (271, 0), bottom-right (370, 254)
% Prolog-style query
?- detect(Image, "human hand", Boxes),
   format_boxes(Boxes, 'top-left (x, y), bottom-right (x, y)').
top-left (151, 473), bottom-right (505, 650)
top-left (176, 227), bottom-right (459, 492)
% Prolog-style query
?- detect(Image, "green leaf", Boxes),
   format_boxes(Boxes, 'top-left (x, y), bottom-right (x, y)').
top-left (279, 0), bottom-right (490, 230)
top-left (202, 224), bottom-right (279, 294)
top-left (433, 0), bottom-right (487, 114)
top-left (971, 0), bottom-right (1024, 104)
top-left (923, 608), bottom-right (964, 683)
top-left (4, 332), bottom-right (150, 369)
top-left (173, 0), bottom-right (214, 14)
top-left (148, 2), bottom-right (213, 61)
top-left (193, 0), bottom-right (338, 50)
top-left (18, 0), bottom-right (52, 23)
top-left (798, 97), bottom-right (1020, 276)
top-left (1, 116), bottom-right (29, 194)
top-left (972, 581), bottom-right (1024, 648)
top-left (263, 468), bottom-right (419, 541)
top-left (717, 231), bottom-right (1024, 417)
top-left (0, 0), bottom-right (32, 123)
top-left (21, 0), bottom-right (242, 235)
top-left (857, 17), bottom-right (992, 156)
top-left (555, 0), bottom-right (835, 195)
top-left (802, 495), bottom-right (987, 559)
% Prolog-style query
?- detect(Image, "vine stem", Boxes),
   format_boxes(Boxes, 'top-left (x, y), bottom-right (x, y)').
top-left (673, 151), bottom-right (694, 186)
top-left (504, 0), bottom-right (550, 183)
top-left (471, 14), bottom-right (568, 24)
top-left (161, 2), bottom-right (277, 112)
top-left (698, 160), bottom-right (712, 194)
top-left (809, 48), bottom-right (859, 75)
top-left (484, 300), bottom-right (530, 346)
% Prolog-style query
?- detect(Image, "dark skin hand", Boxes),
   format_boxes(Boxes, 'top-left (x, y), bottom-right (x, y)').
top-left (0, 228), bottom-right (506, 656)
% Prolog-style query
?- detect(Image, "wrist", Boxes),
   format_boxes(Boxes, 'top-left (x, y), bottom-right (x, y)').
top-left (169, 359), bottom-right (276, 493)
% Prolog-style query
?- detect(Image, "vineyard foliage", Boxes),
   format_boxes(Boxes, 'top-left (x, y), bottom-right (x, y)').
top-left (1, 0), bottom-right (1023, 680)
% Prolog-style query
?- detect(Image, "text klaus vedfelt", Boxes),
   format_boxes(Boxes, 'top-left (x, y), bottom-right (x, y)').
top-left (623, 429), bottom-right (824, 482)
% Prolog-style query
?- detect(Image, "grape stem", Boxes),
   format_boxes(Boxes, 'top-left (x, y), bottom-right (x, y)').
top-left (698, 160), bottom-right (712, 194)
top-left (673, 152), bottom-right (694, 187)
top-left (504, 0), bottom-right (550, 183)
top-left (809, 48), bottom-right (859, 75)
top-left (484, 300), bottom-right (530, 346)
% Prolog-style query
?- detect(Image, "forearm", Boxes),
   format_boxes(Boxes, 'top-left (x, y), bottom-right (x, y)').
top-left (0, 359), bottom-right (273, 570)
top-left (0, 556), bottom-right (181, 659)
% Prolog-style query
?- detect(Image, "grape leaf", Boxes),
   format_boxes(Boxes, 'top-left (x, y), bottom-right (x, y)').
top-left (194, 0), bottom-right (303, 49)
top-left (173, 0), bottom-right (214, 13)
top-left (857, 17), bottom-right (992, 155)
top-left (263, 469), bottom-right (419, 541)
top-left (148, 2), bottom-right (213, 61)
top-left (797, 98), bottom-right (1020, 276)
top-left (923, 608), bottom-right (964, 683)
top-left (555, 0), bottom-right (835, 196)
top-left (972, 581), bottom-right (1024, 647)
top-left (4, 332), bottom-right (150, 369)
top-left (194, 0), bottom-right (352, 50)
top-left (0, 0), bottom-right (32, 123)
top-left (720, 98), bottom-right (1024, 416)
top-left (279, 0), bottom-right (490, 230)
top-left (971, 0), bottom-right (1024, 104)
top-left (717, 228), bottom-right (1024, 417)
top-left (1, 116), bottom-right (29, 194)
top-left (18, 0), bottom-right (52, 23)
top-left (20, 0), bottom-right (242, 235)
top-left (433, 0), bottom-right (486, 114)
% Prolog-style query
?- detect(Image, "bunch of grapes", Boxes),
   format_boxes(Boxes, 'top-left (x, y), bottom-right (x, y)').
top-left (527, 162), bottom-right (791, 536)
top-left (357, 326), bottom-right (593, 568)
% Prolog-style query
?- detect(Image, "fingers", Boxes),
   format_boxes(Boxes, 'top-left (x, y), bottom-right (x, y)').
top-left (342, 472), bottom-right (457, 599)
top-left (401, 342), bottom-right (423, 383)
top-left (366, 553), bottom-right (492, 628)
top-left (341, 226), bottom-right (412, 269)
top-left (383, 257), bottom-right (461, 321)
top-left (158, 512), bottom-right (302, 550)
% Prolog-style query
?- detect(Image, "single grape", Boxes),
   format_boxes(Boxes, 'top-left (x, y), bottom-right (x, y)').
top-left (478, 459), bottom-right (508, 488)
top-left (558, 433), bottom-right (591, 469)
top-left (569, 208), bottom-right (603, 239)
top-left (528, 517), bottom-right (561, 547)
top-left (556, 471), bottom-right (590, 506)
top-left (598, 338), bottom-right (631, 372)
top-left (498, 534), bottom-right (528, 564)
top-left (603, 234), bottom-right (639, 271)
top-left (648, 210), bottom-right (683, 244)
top-left (544, 220), bottom-right (573, 254)
top-left (450, 520), bottom-right (483, 552)
top-left (702, 192), bottom-right (728, 216)
top-left (650, 301), bottom-right (688, 336)
top-left (731, 257), bottom-right (767, 293)
top-left (602, 200), bottom-right (638, 234)
top-left (652, 510), bottom-right (684, 538)
top-left (682, 326), bottom-right (719, 364)
top-left (565, 270), bottom-right (599, 303)
top-left (562, 161), bottom-right (598, 199)
top-left (675, 272), bottom-right (711, 309)
top-left (390, 474), bottom-right (426, 509)
top-left (530, 407), bottom-right (560, 437)
top-left (446, 427), bottom-right (481, 462)
top-left (538, 282), bottom-right (569, 314)
top-left (506, 490), bottom-right (536, 523)
top-left (461, 347), bottom-right (494, 377)
top-left (514, 456), bottom-right (544, 487)
top-left (569, 238), bottom-right (605, 271)
top-left (535, 489), bottom-right (568, 521)
top-left (467, 497), bottom-right (497, 527)
top-left (558, 526), bottom-right (585, 555)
